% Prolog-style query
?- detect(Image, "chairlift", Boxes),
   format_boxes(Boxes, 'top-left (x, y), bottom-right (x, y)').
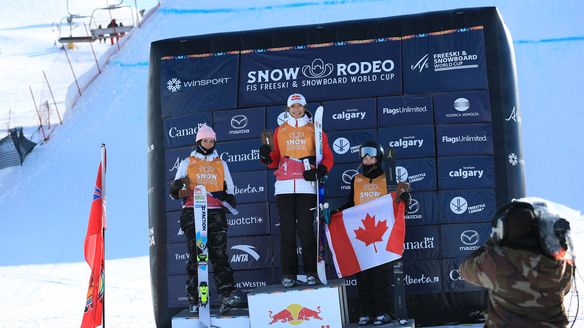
top-left (57, 13), bottom-right (94, 44)
top-left (88, 3), bottom-right (135, 41)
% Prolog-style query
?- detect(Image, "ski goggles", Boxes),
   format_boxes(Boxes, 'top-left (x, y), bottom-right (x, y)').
top-left (359, 147), bottom-right (378, 158)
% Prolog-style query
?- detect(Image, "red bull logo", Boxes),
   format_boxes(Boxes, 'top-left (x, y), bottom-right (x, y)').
top-left (268, 303), bottom-right (323, 325)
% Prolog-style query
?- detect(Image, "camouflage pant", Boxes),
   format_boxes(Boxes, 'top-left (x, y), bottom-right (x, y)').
top-left (180, 208), bottom-right (235, 305)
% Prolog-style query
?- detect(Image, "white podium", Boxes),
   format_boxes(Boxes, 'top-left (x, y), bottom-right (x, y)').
top-left (171, 308), bottom-right (250, 328)
top-left (247, 279), bottom-right (349, 328)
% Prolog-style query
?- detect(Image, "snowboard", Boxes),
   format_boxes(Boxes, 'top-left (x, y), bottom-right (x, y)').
top-left (384, 147), bottom-right (410, 324)
top-left (313, 105), bottom-right (327, 285)
top-left (193, 185), bottom-right (210, 328)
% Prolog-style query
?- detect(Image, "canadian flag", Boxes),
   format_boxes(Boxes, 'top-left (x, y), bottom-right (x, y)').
top-left (325, 193), bottom-right (406, 278)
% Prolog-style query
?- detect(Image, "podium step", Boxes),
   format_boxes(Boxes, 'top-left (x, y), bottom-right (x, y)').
top-left (248, 279), bottom-right (348, 327)
top-left (345, 319), bottom-right (415, 327)
top-left (172, 307), bottom-right (250, 328)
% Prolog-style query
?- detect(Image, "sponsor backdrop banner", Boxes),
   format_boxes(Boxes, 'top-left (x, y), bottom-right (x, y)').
top-left (322, 98), bottom-right (377, 131)
top-left (165, 211), bottom-right (183, 244)
top-left (164, 146), bottom-right (191, 181)
top-left (442, 258), bottom-right (483, 292)
top-left (239, 40), bottom-right (402, 107)
top-left (438, 156), bottom-right (495, 190)
top-left (152, 21), bottom-right (520, 326)
top-left (231, 170), bottom-right (268, 204)
top-left (378, 95), bottom-right (434, 127)
top-left (436, 123), bottom-right (494, 156)
top-left (226, 202), bottom-right (271, 237)
top-left (406, 192), bottom-right (439, 226)
top-left (163, 113), bottom-right (212, 149)
top-left (213, 107), bottom-right (266, 142)
top-left (402, 225), bottom-right (441, 261)
top-left (403, 260), bottom-right (442, 293)
top-left (434, 90), bottom-right (492, 124)
top-left (160, 55), bottom-right (239, 118)
top-left (379, 125), bottom-right (436, 159)
top-left (440, 223), bottom-right (491, 258)
top-left (403, 27), bottom-right (488, 94)
top-left (217, 139), bottom-right (263, 173)
top-left (395, 158), bottom-right (437, 192)
top-left (439, 189), bottom-right (496, 223)
top-left (329, 129), bottom-right (377, 163)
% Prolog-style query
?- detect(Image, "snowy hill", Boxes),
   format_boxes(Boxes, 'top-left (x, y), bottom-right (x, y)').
top-left (0, 1), bottom-right (583, 326)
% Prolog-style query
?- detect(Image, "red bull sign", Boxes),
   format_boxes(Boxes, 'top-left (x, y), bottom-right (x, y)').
top-left (269, 303), bottom-right (323, 325)
top-left (248, 282), bottom-right (346, 327)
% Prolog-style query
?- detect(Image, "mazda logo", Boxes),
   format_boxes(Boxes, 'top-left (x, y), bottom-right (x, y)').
top-left (342, 169), bottom-right (359, 185)
top-left (460, 230), bottom-right (479, 245)
top-left (408, 199), bottom-right (420, 214)
top-left (230, 115), bottom-right (248, 129)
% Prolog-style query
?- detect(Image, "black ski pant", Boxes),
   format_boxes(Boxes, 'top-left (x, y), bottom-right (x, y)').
top-left (357, 262), bottom-right (393, 316)
top-left (179, 208), bottom-right (235, 305)
top-left (276, 193), bottom-right (317, 276)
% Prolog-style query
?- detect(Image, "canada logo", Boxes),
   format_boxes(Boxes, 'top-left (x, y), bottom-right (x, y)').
top-left (268, 303), bottom-right (323, 325)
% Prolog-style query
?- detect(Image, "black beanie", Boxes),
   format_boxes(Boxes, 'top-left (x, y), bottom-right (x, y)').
top-left (502, 206), bottom-right (539, 249)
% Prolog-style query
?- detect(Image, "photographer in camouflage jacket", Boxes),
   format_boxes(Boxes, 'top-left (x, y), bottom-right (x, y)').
top-left (460, 197), bottom-right (575, 327)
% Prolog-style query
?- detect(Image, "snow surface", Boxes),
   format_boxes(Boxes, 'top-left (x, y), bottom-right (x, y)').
top-left (0, 0), bottom-right (583, 327)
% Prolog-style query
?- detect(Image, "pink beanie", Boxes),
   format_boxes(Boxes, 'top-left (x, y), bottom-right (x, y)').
top-left (195, 124), bottom-right (216, 142)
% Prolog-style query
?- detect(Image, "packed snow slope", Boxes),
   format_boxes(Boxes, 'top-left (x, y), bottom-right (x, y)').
top-left (0, 0), bottom-right (583, 266)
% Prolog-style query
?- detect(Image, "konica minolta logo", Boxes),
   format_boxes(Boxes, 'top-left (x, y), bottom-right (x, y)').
top-left (166, 76), bottom-right (232, 93)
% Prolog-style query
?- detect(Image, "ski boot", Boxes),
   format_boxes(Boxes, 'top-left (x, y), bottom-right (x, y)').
top-left (219, 291), bottom-right (241, 315)
top-left (306, 273), bottom-right (319, 286)
top-left (373, 313), bottom-right (392, 325)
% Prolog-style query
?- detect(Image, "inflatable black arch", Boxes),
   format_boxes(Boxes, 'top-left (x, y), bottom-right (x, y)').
top-left (148, 6), bottom-right (524, 327)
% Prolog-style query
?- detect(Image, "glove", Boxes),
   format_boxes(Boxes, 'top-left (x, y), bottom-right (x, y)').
top-left (303, 164), bottom-right (327, 182)
top-left (259, 144), bottom-right (272, 165)
top-left (169, 179), bottom-right (184, 200)
top-left (224, 194), bottom-right (237, 209)
top-left (400, 191), bottom-right (412, 214)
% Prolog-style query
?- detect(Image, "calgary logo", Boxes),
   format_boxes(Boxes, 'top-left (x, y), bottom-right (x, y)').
top-left (460, 230), bottom-right (479, 246)
top-left (230, 115), bottom-right (248, 129)
top-left (268, 304), bottom-right (323, 325)
top-left (333, 137), bottom-right (350, 154)
top-left (411, 54), bottom-right (430, 73)
top-left (342, 169), bottom-right (359, 185)
top-left (450, 196), bottom-right (468, 215)
top-left (166, 78), bottom-right (181, 93)
top-left (302, 58), bottom-right (334, 78)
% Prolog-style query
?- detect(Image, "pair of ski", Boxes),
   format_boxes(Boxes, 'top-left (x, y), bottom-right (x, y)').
top-left (385, 148), bottom-right (410, 325)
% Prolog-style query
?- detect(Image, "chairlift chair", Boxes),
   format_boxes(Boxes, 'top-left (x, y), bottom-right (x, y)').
top-left (88, 4), bottom-right (135, 40)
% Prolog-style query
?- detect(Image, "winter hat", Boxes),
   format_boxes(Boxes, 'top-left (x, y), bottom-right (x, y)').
top-left (195, 124), bottom-right (216, 142)
top-left (287, 93), bottom-right (307, 107)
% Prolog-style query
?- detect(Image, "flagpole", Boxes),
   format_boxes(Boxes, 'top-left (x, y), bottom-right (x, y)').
top-left (101, 144), bottom-right (106, 328)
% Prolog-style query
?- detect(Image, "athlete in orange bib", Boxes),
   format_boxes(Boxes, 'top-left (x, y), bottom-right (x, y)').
top-left (168, 124), bottom-right (241, 314)
top-left (332, 141), bottom-right (410, 326)
top-left (259, 93), bottom-right (334, 287)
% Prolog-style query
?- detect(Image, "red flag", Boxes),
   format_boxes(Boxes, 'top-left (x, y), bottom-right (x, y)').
top-left (325, 193), bottom-right (406, 278)
top-left (81, 147), bottom-right (106, 328)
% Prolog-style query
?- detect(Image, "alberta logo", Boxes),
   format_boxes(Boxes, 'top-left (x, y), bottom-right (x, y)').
top-left (166, 78), bottom-right (181, 93)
